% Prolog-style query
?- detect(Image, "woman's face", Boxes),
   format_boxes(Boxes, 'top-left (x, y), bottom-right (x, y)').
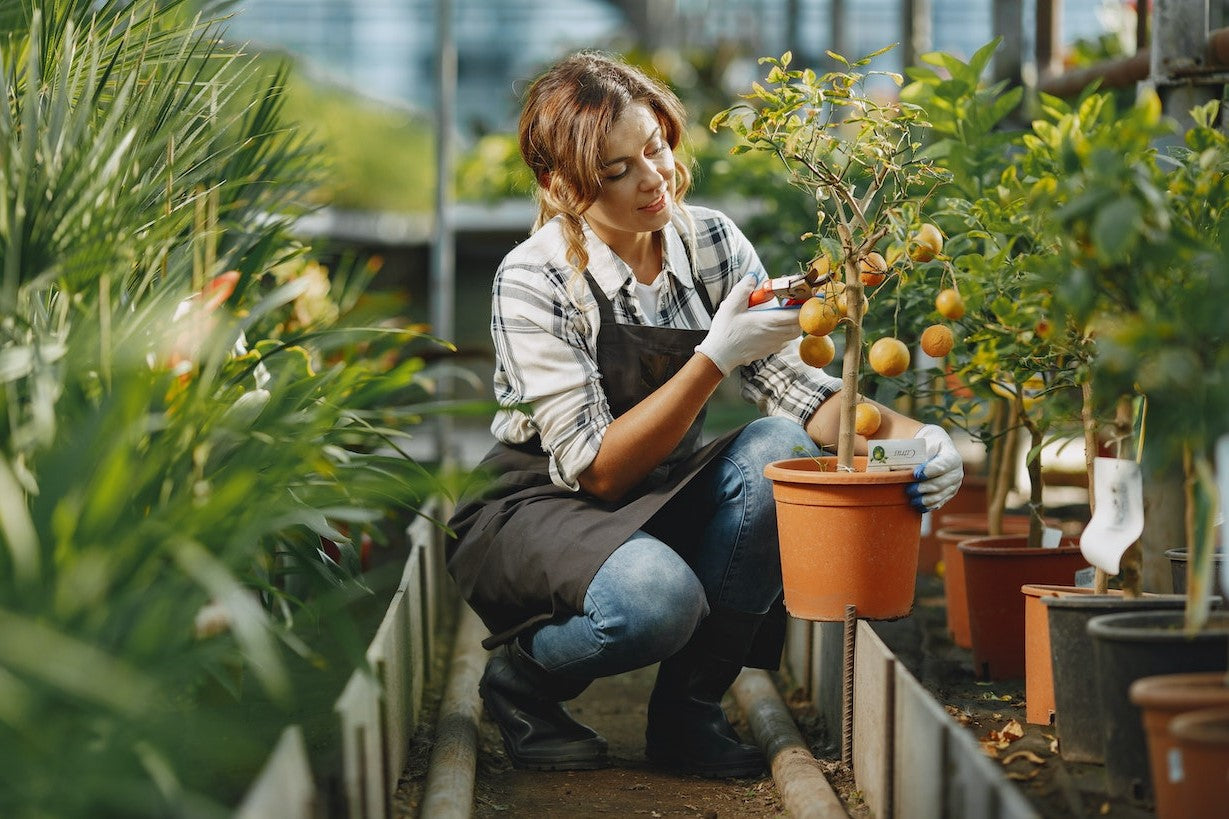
top-left (582, 101), bottom-right (675, 245)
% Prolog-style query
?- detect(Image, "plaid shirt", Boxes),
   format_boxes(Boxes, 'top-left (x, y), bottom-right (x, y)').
top-left (490, 203), bottom-right (842, 490)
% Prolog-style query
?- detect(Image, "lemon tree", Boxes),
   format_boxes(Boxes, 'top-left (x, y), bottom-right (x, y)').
top-left (1036, 91), bottom-right (1229, 620)
top-left (711, 47), bottom-right (954, 468)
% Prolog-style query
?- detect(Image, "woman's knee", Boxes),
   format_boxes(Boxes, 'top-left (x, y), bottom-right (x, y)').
top-left (592, 537), bottom-right (708, 658)
top-left (740, 415), bottom-right (818, 463)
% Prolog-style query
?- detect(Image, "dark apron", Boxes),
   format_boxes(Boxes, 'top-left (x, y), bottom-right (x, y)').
top-left (447, 270), bottom-right (752, 650)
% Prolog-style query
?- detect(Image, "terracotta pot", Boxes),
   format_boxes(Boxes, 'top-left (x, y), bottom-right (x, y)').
top-left (1021, 584), bottom-right (1127, 726)
top-left (938, 514), bottom-right (1037, 649)
top-left (1129, 672), bottom-right (1229, 819)
top-left (959, 535), bottom-right (1087, 680)
top-left (1045, 593), bottom-right (1192, 764)
top-left (765, 456), bottom-right (922, 621)
top-left (1170, 705), bottom-right (1229, 818)
top-left (917, 473), bottom-right (989, 575)
top-left (1087, 610), bottom-right (1229, 801)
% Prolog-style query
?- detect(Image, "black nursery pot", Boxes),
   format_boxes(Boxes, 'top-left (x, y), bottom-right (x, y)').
top-left (1165, 548), bottom-right (1227, 599)
top-left (1086, 610), bottom-right (1229, 804)
top-left (1043, 594), bottom-right (1188, 764)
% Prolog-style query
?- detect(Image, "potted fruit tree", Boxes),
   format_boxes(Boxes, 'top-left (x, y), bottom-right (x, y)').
top-left (710, 48), bottom-right (959, 620)
top-left (1036, 91), bottom-right (1229, 801)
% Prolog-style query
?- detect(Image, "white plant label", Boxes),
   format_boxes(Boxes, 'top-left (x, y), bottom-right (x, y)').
top-left (1079, 457), bottom-right (1145, 575)
top-left (1041, 526), bottom-right (1063, 549)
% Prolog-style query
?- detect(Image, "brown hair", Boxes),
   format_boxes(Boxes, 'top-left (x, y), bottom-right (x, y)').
top-left (518, 51), bottom-right (693, 277)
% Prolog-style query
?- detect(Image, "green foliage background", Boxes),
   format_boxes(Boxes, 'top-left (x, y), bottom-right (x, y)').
top-left (0, 2), bottom-right (451, 815)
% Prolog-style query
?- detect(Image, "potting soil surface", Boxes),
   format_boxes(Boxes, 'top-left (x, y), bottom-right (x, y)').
top-left (395, 576), bottom-right (1160, 818)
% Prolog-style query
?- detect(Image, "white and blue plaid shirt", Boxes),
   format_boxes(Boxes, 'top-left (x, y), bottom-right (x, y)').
top-left (490, 203), bottom-right (842, 491)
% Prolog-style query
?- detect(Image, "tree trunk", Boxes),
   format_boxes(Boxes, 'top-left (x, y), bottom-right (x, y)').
top-left (836, 259), bottom-right (864, 471)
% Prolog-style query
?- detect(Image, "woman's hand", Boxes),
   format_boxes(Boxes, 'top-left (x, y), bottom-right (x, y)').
top-left (694, 275), bottom-right (801, 376)
top-left (907, 425), bottom-right (964, 512)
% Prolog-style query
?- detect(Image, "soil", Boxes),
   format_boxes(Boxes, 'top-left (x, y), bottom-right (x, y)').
top-left (395, 575), bottom-right (1159, 818)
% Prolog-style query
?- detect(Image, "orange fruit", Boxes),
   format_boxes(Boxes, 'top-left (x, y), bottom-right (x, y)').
top-left (859, 251), bottom-right (887, 287)
top-left (868, 337), bottom-right (910, 377)
top-left (935, 288), bottom-right (965, 320)
top-left (798, 296), bottom-right (840, 336)
top-left (910, 223), bottom-right (944, 262)
top-left (920, 324), bottom-right (955, 357)
top-left (836, 289), bottom-right (869, 318)
top-left (855, 402), bottom-right (882, 436)
top-left (807, 254), bottom-right (832, 284)
top-left (799, 334), bottom-right (836, 368)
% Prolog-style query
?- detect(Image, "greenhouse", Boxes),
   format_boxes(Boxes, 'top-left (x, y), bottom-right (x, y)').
top-left (2, 1), bottom-right (1228, 817)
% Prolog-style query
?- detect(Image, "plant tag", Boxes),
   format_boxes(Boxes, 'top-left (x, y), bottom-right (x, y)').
top-left (920, 510), bottom-right (933, 537)
top-left (1079, 457), bottom-right (1145, 575)
top-left (865, 439), bottom-right (927, 472)
top-left (1041, 526), bottom-right (1063, 549)
top-left (1074, 567), bottom-right (1096, 588)
top-left (1167, 747), bottom-right (1185, 784)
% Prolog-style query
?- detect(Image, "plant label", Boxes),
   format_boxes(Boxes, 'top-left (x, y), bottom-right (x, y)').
top-left (865, 439), bottom-right (927, 472)
top-left (1041, 526), bottom-right (1063, 549)
top-left (1078, 456), bottom-right (1145, 575)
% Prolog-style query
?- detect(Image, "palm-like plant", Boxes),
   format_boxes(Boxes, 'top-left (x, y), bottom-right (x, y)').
top-left (0, 3), bottom-right (448, 815)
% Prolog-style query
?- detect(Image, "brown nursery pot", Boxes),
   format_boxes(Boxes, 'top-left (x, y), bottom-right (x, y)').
top-left (1021, 584), bottom-right (1123, 726)
top-left (917, 473), bottom-right (989, 575)
top-left (765, 456), bottom-right (922, 621)
top-left (938, 513), bottom-right (1038, 649)
top-left (1130, 672), bottom-right (1229, 819)
top-left (958, 534), bottom-right (1087, 680)
top-left (1169, 705), bottom-right (1229, 818)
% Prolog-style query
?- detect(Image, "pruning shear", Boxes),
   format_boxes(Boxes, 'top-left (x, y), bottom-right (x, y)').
top-left (747, 258), bottom-right (835, 307)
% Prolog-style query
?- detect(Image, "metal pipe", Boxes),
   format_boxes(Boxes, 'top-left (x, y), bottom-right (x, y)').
top-left (1036, 50), bottom-right (1151, 96)
top-left (431, 0), bottom-right (457, 464)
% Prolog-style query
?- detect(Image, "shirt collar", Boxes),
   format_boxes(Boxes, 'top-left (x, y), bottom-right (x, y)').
top-left (581, 216), bottom-right (697, 301)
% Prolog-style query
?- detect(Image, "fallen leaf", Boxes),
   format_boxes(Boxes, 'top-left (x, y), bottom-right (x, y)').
top-left (980, 718), bottom-right (1025, 749)
top-left (1050, 737), bottom-right (1060, 754)
top-left (1006, 769), bottom-right (1040, 781)
top-left (1099, 802), bottom-right (1111, 815)
top-left (1002, 749), bottom-right (1047, 765)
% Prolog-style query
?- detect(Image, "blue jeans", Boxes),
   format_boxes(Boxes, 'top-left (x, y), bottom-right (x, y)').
top-left (527, 416), bottom-right (819, 678)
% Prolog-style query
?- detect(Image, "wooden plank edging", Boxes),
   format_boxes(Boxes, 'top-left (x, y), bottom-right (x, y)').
top-left (234, 726), bottom-right (317, 819)
top-left (787, 614), bottom-right (1042, 818)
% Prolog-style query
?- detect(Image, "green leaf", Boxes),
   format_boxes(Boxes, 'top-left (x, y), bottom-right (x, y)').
top-left (1091, 197), bottom-right (1143, 255)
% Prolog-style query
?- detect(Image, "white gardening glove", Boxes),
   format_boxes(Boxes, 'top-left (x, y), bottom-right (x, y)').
top-left (695, 275), bottom-right (801, 376)
top-left (907, 424), bottom-right (964, 512)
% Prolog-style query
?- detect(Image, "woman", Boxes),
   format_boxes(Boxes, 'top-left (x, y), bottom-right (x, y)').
top-left (446, 51), bottom-right (963, 779)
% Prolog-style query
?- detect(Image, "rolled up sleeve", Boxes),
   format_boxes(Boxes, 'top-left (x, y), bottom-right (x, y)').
top-left (490, 263), bottom-right (611, 491)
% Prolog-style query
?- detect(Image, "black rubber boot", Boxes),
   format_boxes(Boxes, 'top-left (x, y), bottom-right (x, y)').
top-left (644, 611), bottom-right (767, 778)
top-left (479, 638), bottom-right (608, 771)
